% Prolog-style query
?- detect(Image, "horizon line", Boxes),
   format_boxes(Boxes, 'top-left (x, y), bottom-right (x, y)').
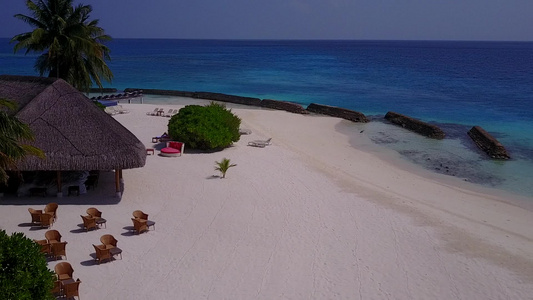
top-left (1, 37), bottom-right (533, 43)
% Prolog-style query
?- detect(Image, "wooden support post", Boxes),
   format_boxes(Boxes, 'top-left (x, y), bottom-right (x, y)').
top-left (114, 169), bottom-right (120, 191)
top-left (56, 171), bottom-right (63, 197)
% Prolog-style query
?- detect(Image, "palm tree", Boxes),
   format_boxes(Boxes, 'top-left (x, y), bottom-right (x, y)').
top-left (0, 99), bottom-right (44, 185)
top-left (214, 158), bottom-right (237, 179)
top-left (11, 0), bottom-right (113, 92)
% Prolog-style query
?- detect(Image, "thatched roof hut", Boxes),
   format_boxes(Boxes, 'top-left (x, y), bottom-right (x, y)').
top-left (0, 75), bottom-right (146, 196)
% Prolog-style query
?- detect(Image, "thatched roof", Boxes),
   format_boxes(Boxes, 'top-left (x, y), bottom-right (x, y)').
top-left (0, 75), bottom-right (146, 171)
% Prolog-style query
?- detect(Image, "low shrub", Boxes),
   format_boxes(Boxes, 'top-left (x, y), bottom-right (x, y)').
top-left (0, 230), bottom-right (55, 299)
top-left (93, 100), bottom-right (106, 110)
top-left (168, 102), bottom-right (241, 150)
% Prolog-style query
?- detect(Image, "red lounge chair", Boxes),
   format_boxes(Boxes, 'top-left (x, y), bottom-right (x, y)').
top-left (160, 141), bottom-right (184, 157)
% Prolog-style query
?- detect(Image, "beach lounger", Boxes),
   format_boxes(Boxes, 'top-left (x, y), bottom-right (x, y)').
top-left (239, 128), bottom-right (252, 135)
top-left (163, 109), bottom-right (178, 117)
top-left (161, 108), bottom-right (173, 117)
top-left (116, 105), bottom-right (130, 114)
top-left (146, 108), bottom-right (160, 115)
top-left (151, 108), bottom-right (165, 116)
top-left (160, 141), bottom-right (184, 157)
top-left (248, 138), bottom-right (272, 148)
top-left (105, 106), bottom-right (118, 115)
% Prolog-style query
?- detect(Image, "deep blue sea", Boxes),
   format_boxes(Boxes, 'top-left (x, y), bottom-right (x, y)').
top-left (1, 38), bottom-right (532, 197)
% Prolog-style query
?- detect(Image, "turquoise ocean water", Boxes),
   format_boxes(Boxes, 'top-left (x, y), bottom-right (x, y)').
top-left (1, 39), bottom-right (532, 197)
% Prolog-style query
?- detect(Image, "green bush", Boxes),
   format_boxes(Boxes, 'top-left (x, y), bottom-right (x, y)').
top-left (93, 100), bottom-right (106, 110)
top-left (168, 102), bottom-right (241, 150)
top-left (0, 230), bottom-right (55, 300)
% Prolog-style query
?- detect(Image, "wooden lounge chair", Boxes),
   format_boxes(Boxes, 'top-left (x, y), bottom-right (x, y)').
top-left (63, 278), bottom-right (81, 300)
top-left (101, 234), bottom-right (122, 259)
top-left (248, 138), bottom-right (272, 148)
top-left (44, 202), bottom-right (58, 220)
top-left (100, 234), bottom-right (118, 248)
top-left (80, 215), bottom-right (98, 232)
top-left (93, 244), bottom-right (112, 264)
top-left (40, 213), bottom-right (55, 228)
top-left (28, 208), bottom-right (42, 224)
top-left (131, 218), bottom-right (149, 234)
top-left (51, 280), bottom-right (62, 298)
top-left (132, 210), bottom-right (155, 230)
top-left (54, 262), bottom-right (74, 281)
top-left (86, 207), bottom-right (106, 228)
top-left (86, 207), bottom-right (102, 218)
top-left (51, 241), bottom-right (68, 261)
top-left (45, 229), bottom-right (62, 243)
top-left (35, 239), bottom-right (51, 256)
top-left (132, 210), bottom-right (149, 220)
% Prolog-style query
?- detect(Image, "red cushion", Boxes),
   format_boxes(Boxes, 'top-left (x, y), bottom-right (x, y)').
top-left (168, 142), bottom-right (182, 149)
top-left (161, 147), bottom-right (181, 154)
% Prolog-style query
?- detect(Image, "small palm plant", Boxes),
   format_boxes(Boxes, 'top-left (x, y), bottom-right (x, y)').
top-left (215, 158), bottom-right (237, 178)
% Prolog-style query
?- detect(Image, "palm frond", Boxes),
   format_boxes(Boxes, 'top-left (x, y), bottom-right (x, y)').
top-left (12, 0), bottom-right (113, 91)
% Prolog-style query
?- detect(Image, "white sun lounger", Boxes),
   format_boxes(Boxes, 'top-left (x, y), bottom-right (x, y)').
top-left (146, 108), bottom-right (160, 115)
top-left (163, 109), bottom-right (178, 117)
top-left (116, 105), bottom-right (130, 114)
top-left (105, 106), bottom-right (118, 115)
top-left (248, 138), bottom-right (272, 148)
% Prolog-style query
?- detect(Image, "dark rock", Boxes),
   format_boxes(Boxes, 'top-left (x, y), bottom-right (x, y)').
top-left (125, 88), bottom-right (195, 98)
top-left (384, 111), bottom-right (445, 139)
top-left (195, 92), bottom-right (262, 106)
top-left (306, 103), bottom-right (369, 123)
top-left (467, 126), bottom-right (510, 159)
top-left (260, 99), bottom-right (308, 114)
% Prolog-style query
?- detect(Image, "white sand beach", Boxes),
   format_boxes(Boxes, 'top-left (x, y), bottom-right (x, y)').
top-left (1, 100), bottom-right (533, 299)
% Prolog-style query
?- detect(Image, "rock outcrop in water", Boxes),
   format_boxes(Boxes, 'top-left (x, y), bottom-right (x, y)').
top-left (306, 103), bottom-right (368, 122)
top-left (125, 88), bottom-right (195, 98)
top-left (194, 92), bottom-right (261, 106)
top-left (260, 99), bottom-right (308, 114)
top-left (467, 126), bottom-right (510, 159)
top-left (384, 111), bottom-right (445, 139)
top-left (125, 89), bottom-right (261, 106)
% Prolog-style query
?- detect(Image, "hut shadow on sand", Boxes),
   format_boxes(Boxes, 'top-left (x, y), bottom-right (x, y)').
top-left (1, 170), bottom-right (122, 205)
